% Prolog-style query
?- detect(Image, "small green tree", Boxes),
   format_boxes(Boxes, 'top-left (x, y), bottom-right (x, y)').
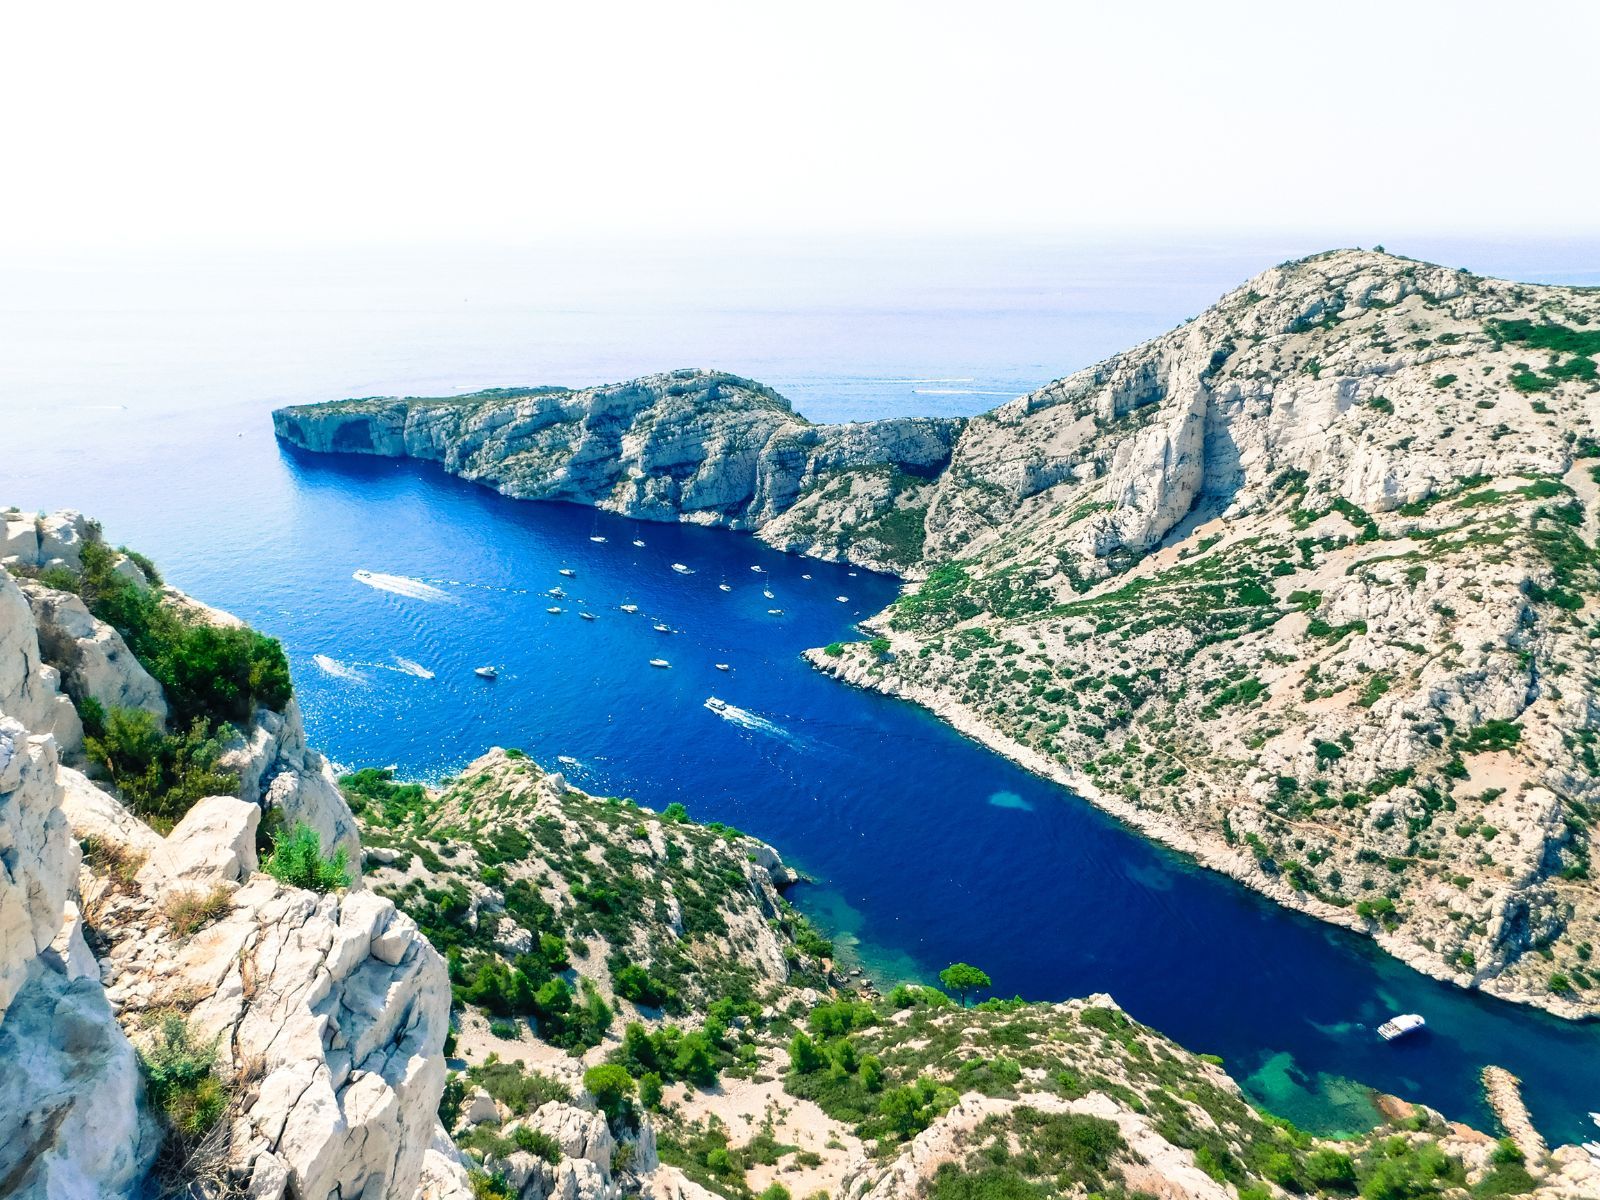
top-left (938, 962), bottom-right (992, 1006)
top-left (638, 1071), bottom-right (664, 1111)
top-left (263, 821), bottom-right (351, 893)
top-left (583, 1063), bottom-right (635, 1124)
top-left (661, 802), bottom-right (688, 822)
top-left (788, 1031), bottom-right (825, 1074)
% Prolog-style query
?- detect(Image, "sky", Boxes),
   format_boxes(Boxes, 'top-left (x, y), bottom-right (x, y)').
top-left (3, 1), bottom-right (1597, 251)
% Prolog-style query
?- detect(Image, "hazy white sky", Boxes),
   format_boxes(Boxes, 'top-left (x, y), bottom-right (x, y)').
top-left (5, 0), bottom-right (1596, 251)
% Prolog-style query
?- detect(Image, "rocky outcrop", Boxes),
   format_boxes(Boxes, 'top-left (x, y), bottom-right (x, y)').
top-left (0, 570), bottom-right (83, 753)
top-left (221, 695), bottom-right (363, 882)
top-left (21, 581), bottom-right (168, 726)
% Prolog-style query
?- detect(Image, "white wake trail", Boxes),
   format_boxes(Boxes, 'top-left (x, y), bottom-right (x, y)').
top-left (353, 569), bottom-right (455, 603)
top-left (313, 654), bottom-right (369, 682)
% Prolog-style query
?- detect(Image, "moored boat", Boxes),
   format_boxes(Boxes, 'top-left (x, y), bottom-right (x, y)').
top-left (474, 665), bottom-right (498, 679)
top-left (1377, 1013), bottom-right (1426, 1041)
top-left (715, 663), bottom-right (730, 671)
top-left (590, 535), bottom-right (607, 543)
top-left (649, 658), bottom-right (670, 668)
top-left (620, 603), bottom-right (639, 613)
top-left (654, 622), bottom-right (672, 632)
top-left (547, 606), bottom-right (563, 614)
top-left (559, 568), bottom-right (576, 577)
top-left (579, 611), bottom-right (597, 621)
top-left (671, 562), bottom-right (693, 574)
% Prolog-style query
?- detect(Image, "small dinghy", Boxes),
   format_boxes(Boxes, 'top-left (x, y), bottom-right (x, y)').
top-left (474, 665), bottom-right (498, 680)
top-left (649, 658), bottom-right (670, 669)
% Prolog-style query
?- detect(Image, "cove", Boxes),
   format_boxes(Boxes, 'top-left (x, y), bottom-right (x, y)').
top-left (164, 447), bottom-right (1592, 1146)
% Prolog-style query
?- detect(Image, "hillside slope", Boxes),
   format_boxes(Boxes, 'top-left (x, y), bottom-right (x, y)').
top-left (274, 249), bottom-right (1600, 1015)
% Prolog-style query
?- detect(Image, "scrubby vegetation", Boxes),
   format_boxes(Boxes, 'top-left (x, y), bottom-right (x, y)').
top-left (262, 821), bottom-right (351, 893)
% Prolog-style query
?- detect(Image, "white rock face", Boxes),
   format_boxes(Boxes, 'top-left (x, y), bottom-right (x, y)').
top-left (0, 719), bottom-right (77, 1020)
top-left (36, 511), bottom-right (91, 571)
top-left (20, 582), bottom-right (168, 725)
top-left (0, 571), bottom-right (82, 754)
top-left (95, 862), bottom-right (449, 1200)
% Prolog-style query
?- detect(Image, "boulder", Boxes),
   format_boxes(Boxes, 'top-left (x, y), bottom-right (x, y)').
top-left (0, 570), bottom-right (83, 754)
top-left (0, 720), bottom-right (78, 1020)
top-left (135, 794), bottom-right (259, 887)
top-left (36, 511), bottom-right (91, 572)
top-left (56, 765), bottom-right (163, 859)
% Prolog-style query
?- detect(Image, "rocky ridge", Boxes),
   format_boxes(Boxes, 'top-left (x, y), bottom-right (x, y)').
top-left (0, 512), bottom-right (446, 1198)
top-left (274, 250), bottom-right (1600, 1016)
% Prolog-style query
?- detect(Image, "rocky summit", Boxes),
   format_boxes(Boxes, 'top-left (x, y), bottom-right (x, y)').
top-left (277, 250), bottom-right (1600, 1018)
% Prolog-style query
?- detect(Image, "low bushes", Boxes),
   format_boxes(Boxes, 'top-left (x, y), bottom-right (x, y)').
top-left (263, 822), bottom-right (351, 893)
top-left (84, 709), bottom-right (237, 827)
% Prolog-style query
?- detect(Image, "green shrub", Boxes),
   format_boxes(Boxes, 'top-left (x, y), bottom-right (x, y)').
top-left (939, 962), bottom-right (991, 1005)
top-left (511, 1126), bottom-right (563, 1164)
top-left (467, 1057), bottom-right (572, 1115)
top-left (661, 802), bottom-right (688, 823)
top-left (139, 1015), bottom-right (227, 1140)
top-left (85, 709), bottom-right (237, 827)
top-left (263, 821), bottom-right (351, 893)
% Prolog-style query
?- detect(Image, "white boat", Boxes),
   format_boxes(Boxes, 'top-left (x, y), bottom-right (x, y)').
top-left (767, 608), bottom-right (784, 615)
top-left (579, 612), bottom-right (597, 621)
top-left (590, 535), bottom-right (607, 543)
top-left (632, 539), bottom-right (646, 547)
top-left (547, 606), bottom-right (563, 614)
top-left (671, 563), bottom-right (693, 574)
top-left (548, 586), bottom-right (566, 598)
top-left (557, 755), bottom-right (580, 767)
top-left (802, 574), bottom-right (811, 580)
top-left (1591, 1112), bottom-right (1600, 1128)
top-left (763, 588), bottom-right (774, 599)
top-left (620, 603), bottom-right (639, 614)
top-left (718, 583), bottom-right (731, 592)
top-left (559, 568), bottom-right (576, 577)
top-left (751, 565), bottom-right (764, 573)
top-left (836, 595), bottom-right (849, 602)
top-left (705, 697), bottom-right (728, 713)
top-left (1583, 1142), bottom-right (1600, 1163)
top-left (715, 663), bottom-right (730, 671)
top-left (649, 658), bottom-right (670, 669)
top-left (474, 665), bottom-right (498, 680)
top-left (654, 623), bottom-right (672, 633)
top-left (847, 571), bottom-right (857, 577)
top-left (1377, 1013), bottom-right (1426, 1041)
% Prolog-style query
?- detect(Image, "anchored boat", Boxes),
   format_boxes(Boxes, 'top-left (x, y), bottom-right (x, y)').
top-left (649, 658), bottom-right (670, 668)
top-left (1377, 1014), bottom-right (1426, 1041)
top-left (473, 665), bottom-right (498, 680)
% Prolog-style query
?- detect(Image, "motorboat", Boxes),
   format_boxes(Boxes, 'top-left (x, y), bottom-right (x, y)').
top-left (767, 608), bottom-right (784, 616)
top-left (671, 563), bottom-right (694, 574)
top-left (579, 612), bottom-right (597, 621)
top-left (590, 535), bottom-right (607, 543)
top-left (715, 663), bottom-right (730, 671)
top-left (751, 565), bottom-right (764, 573)
top-left (632, 539), bottom-right (646, 547)
top-left (718, 583), bottom-right (731, 592)
top-left (547, 606), bottom-right (563, 614)
top-left (763, 588), bottom-right (774, 599)
top-left (548, 586), bottom-right (566, 598)
top-left (802, 574), bottom-right (811, 580)
top-left (654, 623), bottom-right (672, 633)
top-left (559, 568), bottom-right (576, 578)
top-left (473, 665), bottom-right (498, 680)
top-left (649, 658), bottom-right (670, 668)
top-left (620, 604), bottom-right (639, 614)
top-left (705, 697), bottom-right (729, 713)
top-left (836, 595), bottom-right (849, 603)
top-left (1377, 1014), bottom-right (1426, 1041)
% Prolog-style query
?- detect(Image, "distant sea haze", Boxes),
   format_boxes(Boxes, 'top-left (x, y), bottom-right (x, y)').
top-left (5, 235), bottom-right (1599, 1144)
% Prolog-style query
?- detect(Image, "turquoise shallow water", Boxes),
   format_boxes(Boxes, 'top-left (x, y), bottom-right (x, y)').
top-left (6, 236), bottom-right (1599, 1142)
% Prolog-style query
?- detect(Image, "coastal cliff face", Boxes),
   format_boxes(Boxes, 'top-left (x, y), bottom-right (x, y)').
top-left (275, 249), bottom-right (1600, 1018)
top-left (0, 513), bottom-right (445, 1199)
top-left (273, 372), bottom-right (964, 575)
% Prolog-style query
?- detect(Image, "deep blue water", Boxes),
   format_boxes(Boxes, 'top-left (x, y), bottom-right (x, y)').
top-left (5, 236), bottom-right (1599, 1144)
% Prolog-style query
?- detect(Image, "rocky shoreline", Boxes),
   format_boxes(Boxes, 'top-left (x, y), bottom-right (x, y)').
top-left (806, 636), bottom-right (1594, 1022)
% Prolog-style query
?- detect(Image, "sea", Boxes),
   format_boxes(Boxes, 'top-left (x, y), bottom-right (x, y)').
top-left (4, 233), bottom-right (1598, 1142)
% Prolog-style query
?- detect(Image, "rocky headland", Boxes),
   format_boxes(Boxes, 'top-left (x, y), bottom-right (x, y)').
top-left (275, 249), bottom-right (1600, 1019)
